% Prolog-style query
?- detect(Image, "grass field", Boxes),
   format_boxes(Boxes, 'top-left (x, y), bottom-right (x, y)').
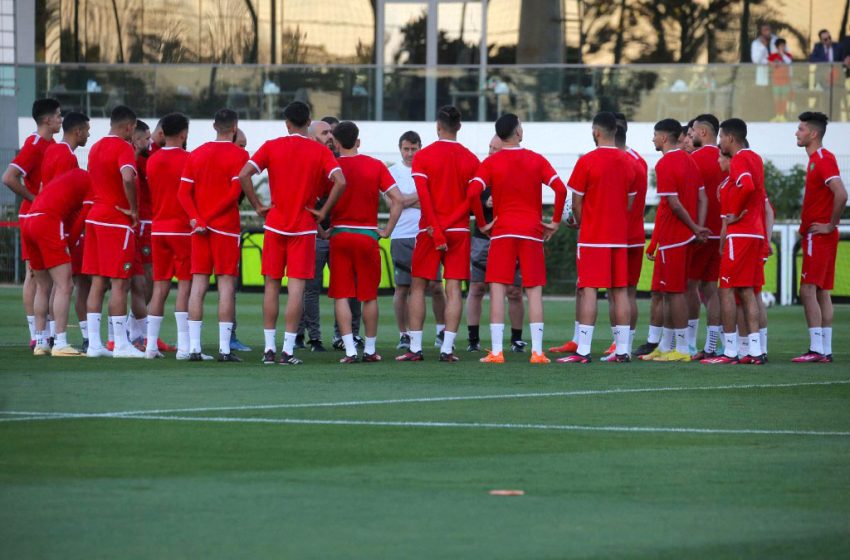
top-left (1, 285), bottom-right (849, 559)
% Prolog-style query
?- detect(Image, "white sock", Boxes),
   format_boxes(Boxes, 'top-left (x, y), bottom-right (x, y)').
top-left (809, 327), bottom-right (824, 354)
top-left (107, 318), bottom-right (114, 343)
top-left (365, 336), bottom-right (377, 355)
top-left (409, 330), bottom-right (423, 353)
top-left (188, 320), bottom-right (203, 353)
top-left (436, 323), bottom-right (445, 337)
top-left (282, 331), bottom-right (296, 355)
top-left (127, 315), bottom-right (140, 341)
top-left (111, 316), bottom-right (129, 349)
top-left (759, 327), bottom-right (768, 354)
top-left (738, 334), bottom-right (748, 359)
top-left (87, 313), bottom-right (103, 348)
top-left (660, 328), bottom-right (673, 353)
top-left (342, 333), bottom-right (356, 356)
top-left (572, 321), bottom-right (580, 343)
top-left (490, 323), bottom-right (504, 354)
top-left (219, 322), bottom-right (233, 354)
top-left (613, 325), bottom-right (629, 355)
top-left (577, 324), bottom-right (594, 356)
top-left (175, 312), bottom-right (189, 354)
top-left (530, 322), bottom-right (544, 354)
top-left (49, 320), bottom-right (56, 338)
top-left (628, 329), bottom-right (636, 355)
top-left (264, 329), bottom-right (277, 352)
top-left (146, 315), bottom-right (163, 353)
top-left (723, 332), bottom-right (737, 358)
top-left (687, 319), bottom-right (698, 349)
top-left (675, 328), bottom-right (689, 354)
top-left (79, 320), bottom-right (88, 341)
top-left (705, 325), bottom-right (721, 353)
top-left (748, 332), bottom-right (762, 357)
top-left (648, 324), bottom-right (662, 344)
top-left (54, 332), bottom-right (68, 348)
top-left (440, 331), bottom-right (456, 354)
top-left (823, 327), bottom-right (833, 356)
top-left (26, 315), bottom-right (36, 340)
top-left (35, 329), bottom-right (46, 348)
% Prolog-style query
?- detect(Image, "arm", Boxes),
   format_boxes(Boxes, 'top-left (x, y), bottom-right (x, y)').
top-left (727, 172), bottom-right (755, 220)
top-left (238, 162), bottom-right (270, 218)
top-left (697, 187), bottom-right (708, 226)
top-left (379, 187), bottom-right (404, 239)
top-left (413, 172), bottom-right (446, 247)
top-left (764, 199), bottom-right (775, 255)
top-left (120, 167), bottom-right (138, 227)
top-left (571, 192), bottom-right (583, 227)
top-left (542, 176), bottom-right (568, 241)
top-left (808, 177), bottom-right (848, 234)
top-left (666, 194), bottom-right (709, 238)
top-left (313, 169), bottom-right (346, 224)
top-left (207, 176), bottom-right (245, 222)
top-left (467, 179), bottom-right (488, 233)
top-left (402, 192), bottom-right (420, 209)
top-left (2, 166), bottom-right (34, 202)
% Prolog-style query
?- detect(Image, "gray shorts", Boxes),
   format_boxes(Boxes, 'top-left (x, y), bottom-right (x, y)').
top-left (470, 236), bottom-right (521, 286)
top-left (391, 237), bottom-right (442, 286)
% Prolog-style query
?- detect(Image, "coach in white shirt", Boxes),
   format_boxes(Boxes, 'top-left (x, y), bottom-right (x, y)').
top-left (751, 22), bottom-right (777, 86)
top-left (388, 130), bottom-right (446, 350)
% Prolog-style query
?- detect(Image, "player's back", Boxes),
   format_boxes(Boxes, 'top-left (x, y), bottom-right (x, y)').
top-left (690, 145), bottom-right (726, 236)
top-left (412, 139), bottom-right (480, 230)
top-left (572, 147), bottom-right (633, 246)
top-left (626, 148), bottom-right (648, 246)
top-left (147, 147), bottom-right (191, 232)
top-left (332, 154), bottom-right (394, 229)
top-left (30, 168), bottom-right (91, 222)
top-left (87, 135), bottom-right (136, 225)
top-left (41, 142), bottom-right (78, 185)
top-left (185, 141), bottom-right (246, 196)
top-left (486, 147), bottom-right (554, 239)
top-left (136, 153), bottom-right (153, 221)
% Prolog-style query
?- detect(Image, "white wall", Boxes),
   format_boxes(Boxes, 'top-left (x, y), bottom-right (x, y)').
top-left (22, 118), bottom-right (850, 205)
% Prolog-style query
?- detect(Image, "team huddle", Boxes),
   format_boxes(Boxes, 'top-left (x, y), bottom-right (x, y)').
top-left (3, 98), bottom-right (846, 365)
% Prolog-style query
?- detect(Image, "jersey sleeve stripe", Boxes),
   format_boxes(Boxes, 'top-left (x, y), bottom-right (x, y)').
top-left (180, 177), bottom-right (195, 183)
top-left (384, 184), bottom-right (399, 193)
top-left (734, 172), bottom-right (752, 186)
top-left (825, 175), bottom-right (841, 185)
top-left (9, 163), bottom-right (26, 176)
top-left (547, 174), bottom-right (559, 186)
top-left (471, 177), bottom-right (486, 187)
top-left (119, 164), bottom-right (137, 175)
top-left (411, 172), bottom-right (428, 179)
top-left (247, 160), bottom-right (262, 173)
top-left (567, 185), bottom-right (584, 196)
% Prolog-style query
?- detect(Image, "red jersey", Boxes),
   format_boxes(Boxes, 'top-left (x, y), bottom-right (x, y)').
top-left (249, 134), bottom-right (340, 235)
top-left (330, 154), bottom-right (396, 229)
top-left (136, 154), bottom-right (153, 222)
top-left (723, 149), bottom-right (766, 238)
top-left (653, 149), bottom-right (702, 247)
top-left (625, 147), bottom-right (648, 247)
top-left (689, 145), bottom-right (726, 237)
top-left (147, 147), bottom-right (192, 234)
top-left (801, 147), bottom-right (842, 235)
top-left (470, 147), bottom-right (567, 241)
top-left (411, 139), bottom-right (480, 236)
top-left (41, 141), bottom-right (79, 185)
top-left (11, 133), bottom-right (54, 217)
top-left (29, 168), bottom-right (91, 226)
top-left (567, 146), bottom-right (637, 246)
top-left (86, 135), bottom-right (137, 226)
top-left (179, 141), bottom-right (248, 234)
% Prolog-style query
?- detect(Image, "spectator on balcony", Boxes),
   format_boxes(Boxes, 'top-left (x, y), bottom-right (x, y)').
top-left (751, 23), bottom-right (777, 87)
top-left (809, 29), bottom-right (846, 64)
top-left (768, 38), bottom-right (793, 121)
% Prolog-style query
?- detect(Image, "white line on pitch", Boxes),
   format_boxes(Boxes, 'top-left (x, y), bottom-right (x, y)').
top-left (104, 379), bottom-right (850, 416)
top-left (108, 414), bottom-right (850, 437)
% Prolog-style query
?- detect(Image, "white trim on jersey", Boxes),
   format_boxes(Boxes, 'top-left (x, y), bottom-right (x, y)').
top-left (119, 164), bottom-right (137, 175)
top-left (490, 234), bottom-right (544, 243)
top-left (247, 160), bottom-right (262, 173)
top-left (658, 235), bottom-right (695, 251)
top-left (327, 166), bottom-right (342, 179)
top-left (9, 163), bottom-right (26, 176)
top-left (471, 177), bottom-right (486, 188)
top-left (180, 177), bottom-right (195, 183)
top-left (263, 225), bottom-right (316, 237)
top-left (825, 175), bottom-right (841, 185)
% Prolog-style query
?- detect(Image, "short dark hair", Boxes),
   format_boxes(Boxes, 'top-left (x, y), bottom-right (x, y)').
top-left (654, 118), bottom-right (683, 141)
top-left (436, 105), bottom-right (461, 133)
top-left (61, 111), bottom-right (89, 133)
top-left (161, 112), bottom-right (189, 137)
top-left (775, 37), bottom-right (787, 47)
top-left (321, 116), bottom-right (339, 126)
top-left (685, 118), bottom-right (696, 131)
top-left (693, 113), bottom-right (720, 135)
top-left (398, 130), bottom-right (421, 147)
top-left (592, 111), bottom-right (618, 136)
top-left (283, 101), bottom-right (311, 128)
top-left (110, 105), bottom-right (137, 126)
top-left (798, 111), bottom-right (829, 138)
top-left (332, 121), bottom-right (359, 150)
top-left (495, 113), bottom-right (520, 141)
top-left (719, 118), bottom-right (748, 144)
top-left (615, 125), bottom-right (627, 146)
top-left (135, 119), bottom-right (150, 134)
top-left (818, 29), bottom-right (830, 38)
top-left (612, 111), bottom-right (627, 132)
top-left (214, 108), bottom-right (238, 131)
top-left (32, 98), bottom-right (61, 123)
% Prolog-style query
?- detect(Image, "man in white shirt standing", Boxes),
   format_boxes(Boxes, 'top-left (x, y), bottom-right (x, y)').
top-left (751, 22), bottom-right (777, 87)
top-left (388, 131), bottom-right (447, 350)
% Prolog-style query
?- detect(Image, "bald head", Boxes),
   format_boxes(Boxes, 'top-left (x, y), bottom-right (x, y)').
top-left (233, 127), bottom-right (247, 149)
top-left (488, 135), bottom-right (504, 156)
top-left (308, 120), bottom-right (333, 149)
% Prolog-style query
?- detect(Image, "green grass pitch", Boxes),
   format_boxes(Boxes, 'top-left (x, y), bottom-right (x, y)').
top-left (1, 286), bottom-right (848, 559)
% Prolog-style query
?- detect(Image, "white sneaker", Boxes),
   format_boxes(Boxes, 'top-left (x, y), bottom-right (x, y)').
top-left (145, 349), bottom-right (164, 359)
top-left (113, 345), bottom-right (146, 358)
top-left (176, 351), bottom-right (214, 361)
top-left (86, 346), bottom-right (113, 358)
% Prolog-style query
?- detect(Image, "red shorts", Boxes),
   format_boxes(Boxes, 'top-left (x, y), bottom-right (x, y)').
top-left (719, 236), bottom-right (765, 289)
top-left (71, 235), bottom-right (85, 276)
top-left (485, 236), bottom-right (545, 287)
top-left (21, 214), bottom-right (71, 271)
top-left (627, 246), bottom-right (644, 287)
top-left (261, 230), bottom-right (314, 280)
top-left (577, 245), bottom-right (628, 289)
top-left (131, 221), bottom-right (153, 275)
top-left (192, 228), bottom-right (241, 277)
top-left (152, 234), bottom-right (192, 282)
top-left (328, 232), bottom-right (381, 301)
top-left (688, 239), bottom-right (721, 282)
top-left (82, 220), bottom-right (136, 279)
top-left (801, 230), bottom-right (839, 290)
top-left (411, 230), bottom-right (470, 281)
top-left (651, 243), bottom-right (692, 293)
